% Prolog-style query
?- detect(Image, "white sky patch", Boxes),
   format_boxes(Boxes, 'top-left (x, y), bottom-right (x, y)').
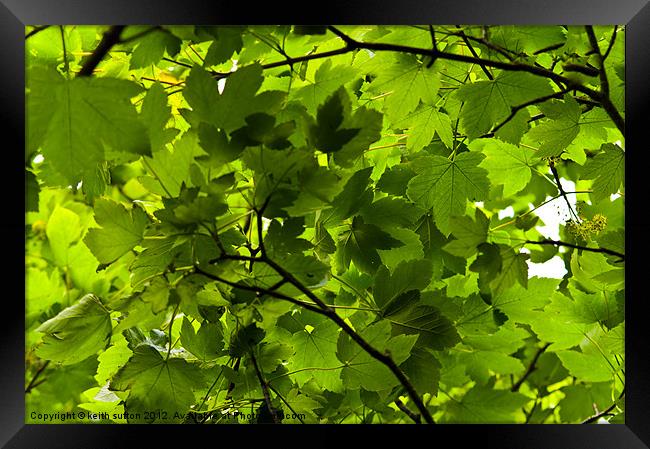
top-left (527, 255), bottom-right (568, 279)
top-left (498, 206), bottom-right (515, 220)
top-left (33, 154), bottom-right (44, 164)
top-left (533, 178), bottom-right (576, 241)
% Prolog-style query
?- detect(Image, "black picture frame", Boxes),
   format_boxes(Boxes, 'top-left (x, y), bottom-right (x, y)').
top-left (4, 1), bottom-right (649, 447)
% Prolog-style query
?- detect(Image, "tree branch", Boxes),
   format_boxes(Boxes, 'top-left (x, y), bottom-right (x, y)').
top-left (585, 26), bottom-right (625, 135)
top-left (581, 388), bottom-right (625, 424)
top-left (260, 255), bottom-right (435, 424)
top-left (456, 27), bottom-right (493, 80)
top-left (267, 382), bottom-right (306, 424)
top-left (602, 26), bottom-right (618, 62)
top-left (25, 25), bottom-right (50, 40)
top-left (25, 360), bottom-right (50, 393)
top-left (489, 90), bottom-right (571, 135)
top-left (193, 265), bottom-right (325, 315)
top-left (524, 239), bottom-right (625, 260)
top-left (77, 26), bottom-right (125, 77)
top-left (585, 26), bottom-right (609, 96)
top-left (250, 352), bottom-right (280, 424)
top-left (511, 343), bottom-right (550, 392)
top-left (548, 159), bottom-right (581, 222)
top-left (394, 398), bottom-right (422, 424)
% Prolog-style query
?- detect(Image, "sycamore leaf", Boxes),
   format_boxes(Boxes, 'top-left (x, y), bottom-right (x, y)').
top-left (129, 30), bottom-right (181, 69)
top-left (406, 152), bottom-right (490, 236)
top-left (337, 320), bottom-right (417, 391)
top-left (556, 350), bottom-right (615, 383)
top-left (580, 143), bottom-right (625, 202)
top-left (321, 167), bottom-right (374, 225)
top-left (368, 53), bottom-right (440, 122)
top-left (385, 298), bottom-right (460, 350)
top-left (140, 83), bottom-right (178, 151)
top-left (308, 88), bottom-right (360, 153)
top-left (294, 59), bottom-right (358, 114)
top-left (443, 208), bottom-right (489, 258)
top-left (470, 138), bottom-right (539, 196)
top-left (287, 318), bottom-right (343, 391)
top-left (527, 95), bottom-right (582, 157)
top-left (442, 385), bottom-right (530, 423)
top-left (373, 259), bottom-right (434, 310)
top-left (36, 294), bottom-right (112, 365)
top-left (404, 104), bottom-right (454, 151)
top-left (454, 71), bottom-right (553, 140)
top-left (180, 318), bottom-right (225, 361)
top-left (31, 72), bottom-right (148, 184)
top-left (336, 216), bottom-right (404, 275)
top-left (84, 198), bottom-right (150, 264)
top-left (110, 344), bottom-right (203, 422)
top-left (183, 64), bottom-right (285, 132)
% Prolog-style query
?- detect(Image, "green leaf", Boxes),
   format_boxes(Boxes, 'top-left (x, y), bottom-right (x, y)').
top-left (84, 198), bottom-right (150, 264)
top-left (368, 53), bottom-right (440, 122)
top-left (556, 350), bottom-right (615, 383)
top-left (527, 95), bottom-right (582, 157)
top-left (321, 167), bottom-right (374, 224)
top-left (45, 206), bottom-right (81, 267)
top-left (308, 88), bottom-right (360, 152)
top-left (294, 60), bottom-right (358, 115)
top-left (404, 104), bottom-right (454, 151)
top-left (287, 317), bottom-right (343, 391)
top-left (470, 138), bottom-right (539, 196)
top-left (184, 64), bottom-right (284, 132)
top-left (406, 152), bottom-right (490, 236)
top-left (493, 277), bottom-right (560, 323)
top-left (443, 208), bottom-right (489, 258)
top-left (36, 294), bottom-right (112, 365)
top-left (130, 30), bottom-right (181, 69)
top-left (140, 83), bottom-right (178, 151)
top-left (443, 385), bottom-right (530, 423)
top-left (110, 344), bottom-right (203, 422)
top-left (180, 317), bottom-right (225, 361)
top-left (337, 320), bottom-right (417, 391)
top-left (139, 133), bottom-right (203, 197)
top-left (373, 259), bottom-right (434, 310)
top-left (336, 216), bottom-right (404, 275)
top-left (33, 74), bottom-right (148, 184)
top-left (454, 71), bottom-right (553, 140)
top-left (203, 27), bottom-right (243, 66)
top-left (229, 324), bottom-right (266, 357)
top-left (385, 300), bottom-right (460, 350)
top-left (400, 347), bottom-right (441, 395)
top-left (580, 143), bottom-right (625, 201)
top-left (360, 197), bottom-right (424, 229)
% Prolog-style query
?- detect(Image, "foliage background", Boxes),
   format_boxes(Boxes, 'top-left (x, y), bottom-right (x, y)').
top-left (25, 25), bottom-right (625, 424)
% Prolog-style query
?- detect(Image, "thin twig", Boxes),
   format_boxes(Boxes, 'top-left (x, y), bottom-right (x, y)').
top-left (394, 398), bottom-right (422, 424)
top-left (456, 26), bottom-right (493, 80)
top-left (524, 239), bottom-right (625, 260)
top-left (25, 25), bottom-right (50, 40)
top-left (250, 352), bottom-right (280, 424)
top-left (511, 343), bottom-right (550, 392)
top-left (581, 388), bottom-right (625, 424)
top-left (267, 382), bottom-right (305, 424)
top-left (25, 360), bottom-right (50, 393)
top-left (489, 90), bottom-right (570, 134)
top-left (602, 26), bottom-right (618, 62)
top-left (548, 159), bottom-right (581, 222)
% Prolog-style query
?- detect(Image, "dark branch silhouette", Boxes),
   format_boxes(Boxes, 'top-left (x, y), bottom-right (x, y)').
top-left (77, 26), bottom-right (125, 77)
top-left (511, 343), bottom-right (551, 392)
top-left (525, 239), bottom-right (625, 260)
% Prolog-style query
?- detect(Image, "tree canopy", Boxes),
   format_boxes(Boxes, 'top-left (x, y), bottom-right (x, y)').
top-left (25, 25), bottom-right (625, 424)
